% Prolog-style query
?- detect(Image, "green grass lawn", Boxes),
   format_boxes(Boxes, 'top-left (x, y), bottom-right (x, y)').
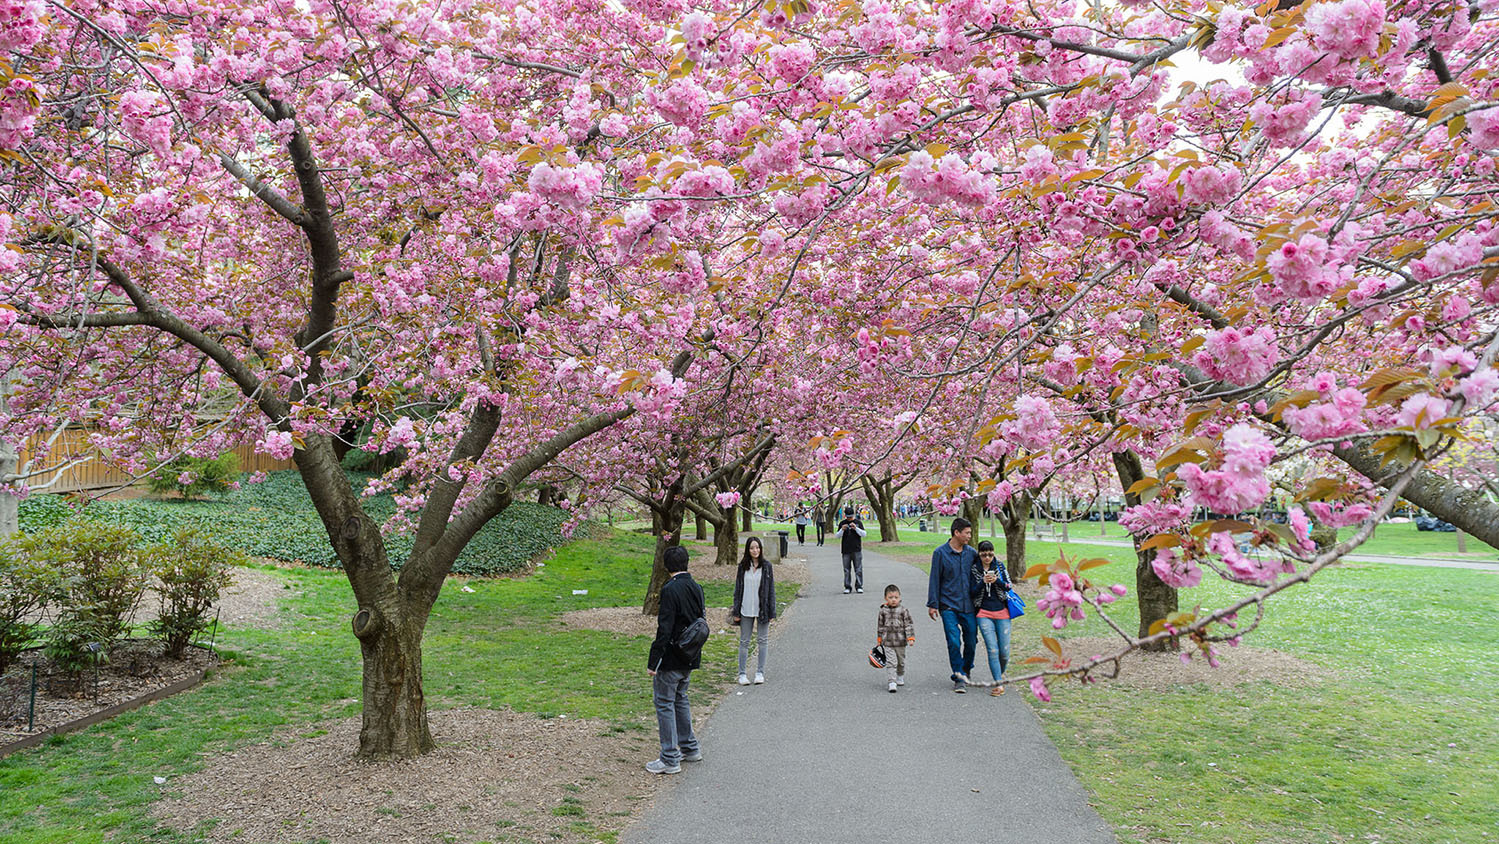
top-left (0, 528), bottom-right (791, 843)
top-left (747, 515), bottom-right (1499, 561)
top-left (864, 532), bottom-right (1499, 844)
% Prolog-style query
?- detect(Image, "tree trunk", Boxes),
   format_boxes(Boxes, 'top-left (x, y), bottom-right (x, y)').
top-left (0, 443), bottom-right (17, 538)
top-left (1113, 450), bottom-right (1177, 651)
top-left (860, 474), bottom-right (901, 542)
top-left (351, 607), bottom-right (434, 758)
top-left (694, 511), bottom-right (708, 541)
top-left (876, 486), bottom-right (898, 542)
top-left (714, 510), bottom-right (739, 566)
top-left (999, 491), bottom-right (1031, 581)
top-left (644, 505), bottom-right (685, 615)
top-left (741, 495), bottom-right (753, 531)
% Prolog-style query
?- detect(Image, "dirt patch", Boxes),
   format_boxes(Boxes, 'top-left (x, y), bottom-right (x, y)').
top-left (1046, 636), bottom-right (1336, 692)
top-left (0, 640), bottom-right (218, 741)
top-left (688, 556), bottom-right (812, 585)
top-left (559, 605), bottom-right (736, 637)
top-left (133, 565), bottom-right (293, 632)
top-left (152, 708), bottom-right (665, 844)
top-left (213, 566), bottom-right (293, 630)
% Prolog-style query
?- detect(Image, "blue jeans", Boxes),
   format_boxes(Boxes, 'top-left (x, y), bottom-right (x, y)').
top-left (939, 609), bottom-right (976, 680)
top-left (976, 616), bottom-right (1012, 683)
top-left (652, 668), bottom-right (698, 765)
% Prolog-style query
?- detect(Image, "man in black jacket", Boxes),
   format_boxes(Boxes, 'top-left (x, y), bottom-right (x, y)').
top-left (838, 506), bottom-right (867, 594)
top-left (646, 545), bottom-right (705, 774)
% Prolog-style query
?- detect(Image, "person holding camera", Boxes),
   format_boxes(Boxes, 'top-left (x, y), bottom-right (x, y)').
top-left (838, 506), bottom-right (867, 594)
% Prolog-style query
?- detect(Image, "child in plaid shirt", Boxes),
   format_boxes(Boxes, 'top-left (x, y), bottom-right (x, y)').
top-left (877, 584), bottom-right (916, 692)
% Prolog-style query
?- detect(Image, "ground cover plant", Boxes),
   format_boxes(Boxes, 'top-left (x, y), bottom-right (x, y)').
top-left (17, 472), bottom-right (572, 577)
top-left (0, 527), bottom-right (794, 843)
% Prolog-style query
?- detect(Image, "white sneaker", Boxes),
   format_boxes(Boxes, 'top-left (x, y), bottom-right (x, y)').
top-left (843, 588), bottom-right (851, 594)
top-left (888, 681), bottom-right (897, 693)
top-left (753, 673), bottom-right (765, 684)
top-left (737, 674), bottom-right (750, 686)
top-left (896, 675), bottom-right (905, 686)
top-left (856, 588), bottom-right (864, 593)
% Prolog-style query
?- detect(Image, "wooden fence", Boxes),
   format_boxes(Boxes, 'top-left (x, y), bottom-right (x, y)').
top-left (15, 427), bottom-right (295, 495)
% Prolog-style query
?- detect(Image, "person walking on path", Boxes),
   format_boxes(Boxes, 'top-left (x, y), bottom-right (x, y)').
top-left (838, 506), bottom-right (867, 594)
top-left (730, 536), bottom-right (776, 685)
top-left (794, 506), bottom-right (811, 545)
top-left (813, 504), bottom-right (826, 546)
top-left (927, 517), bottom-right (978, 693)
top-left (876, 584), bottom-right (915, 692)
top-left (971, 540), bottom-right (1013, 696)
top-left (646, 546), bottom-right (705, 774)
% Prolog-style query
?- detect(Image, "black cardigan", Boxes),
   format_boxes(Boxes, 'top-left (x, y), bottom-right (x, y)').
top-left (730, 561), bottom-right (777, 621)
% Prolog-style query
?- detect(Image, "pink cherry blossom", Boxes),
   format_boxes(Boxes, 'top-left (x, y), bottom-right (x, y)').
top-left (1194, 325), bottom-right (1278, 386)
top-left (1151, 547), bottom-right (1203, 588)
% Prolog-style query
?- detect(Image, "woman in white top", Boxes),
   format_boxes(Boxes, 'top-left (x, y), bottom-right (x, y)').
top-left (729, 536), bottom-right (777, 685)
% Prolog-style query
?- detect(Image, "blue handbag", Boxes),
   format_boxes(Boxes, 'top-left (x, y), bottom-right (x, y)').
top-left (999, 567), bottom-right (1025, 618)
top-left (1005, 591), bottom-right (1026, 619)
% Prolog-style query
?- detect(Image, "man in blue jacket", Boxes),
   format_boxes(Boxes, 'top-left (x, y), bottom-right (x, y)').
top-left (647, 545), bottom-right (705, 774)
top-left (928, 517), bottom-right (978, 693)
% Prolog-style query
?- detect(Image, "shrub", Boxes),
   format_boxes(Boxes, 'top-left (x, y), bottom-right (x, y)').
top-left (146, 452), bottom-right (241, 499)
top-left (36, 520), bottom-right (151, 670)
top-left (147, 530), bottom-right (240, 658)
top-left (0, 537), bottom-right (65, 673)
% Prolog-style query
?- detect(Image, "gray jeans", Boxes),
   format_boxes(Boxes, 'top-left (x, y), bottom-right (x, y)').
top-left (652, 668), bottom-right (698, 765)
top-left (738, 616), bottom-right (768, 675)
top-left (842, 552), bottom-right (863, 591)
top-left (883, 642), bottom-right (907, 682)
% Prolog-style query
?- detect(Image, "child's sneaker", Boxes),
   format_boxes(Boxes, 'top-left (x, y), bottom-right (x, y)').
top-left (888, 681), bottom-right (897, 693)
top-left (896, 675), bottom-right (905, 686)
top-left (737, 673), bottom-right (750, 685)
top-left (753, 672), bottom-right (765, 685)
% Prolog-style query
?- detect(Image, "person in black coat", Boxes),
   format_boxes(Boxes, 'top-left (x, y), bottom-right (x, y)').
top-left (838, 506), bottom-right (867, 593)
top-left (646, 546), bottom-right (704, 774)
top-left (729, 536), bottom-right (776, 685)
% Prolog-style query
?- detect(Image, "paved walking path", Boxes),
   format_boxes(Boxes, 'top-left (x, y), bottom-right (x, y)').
top-left (622, 542), bottom-right (1116, 844)
top-left (1013, 533), bottom-right (1499, 572)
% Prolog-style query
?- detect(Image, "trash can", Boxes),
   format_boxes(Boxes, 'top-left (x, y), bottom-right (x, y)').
top-left (919, 519), bottom-right (927, 532)
top-left (776, 530), bottom-right (790, 558)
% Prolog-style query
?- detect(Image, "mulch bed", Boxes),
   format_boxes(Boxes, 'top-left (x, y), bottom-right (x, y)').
top-left (152, 708), bottom-right (667, 844)
top-left (0, 565), bottom-right (285, 748)
top-left (0, 639), bottom-right (218, 744)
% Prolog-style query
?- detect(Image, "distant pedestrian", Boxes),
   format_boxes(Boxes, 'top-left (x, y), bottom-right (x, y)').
top-left (814, 504), bottom-right (826, 546)
top-left (646, 546), bottom-right (705, 774)
top-left (876, 584), bottom-right (915, 692)
top-left (794, 506), bottom-right (810, 545)
top-left (971, 540), bottom-right (1013, 696)
top-left (838, 506), bottom-right (867, 594)
top-left (927, 516), bottom-right (978, 693)
top-left (729, 536), bottom-right (776, 686)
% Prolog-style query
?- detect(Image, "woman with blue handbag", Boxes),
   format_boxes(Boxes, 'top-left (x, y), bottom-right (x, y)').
top-left (971, 541), bottom-right (1018, 696)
